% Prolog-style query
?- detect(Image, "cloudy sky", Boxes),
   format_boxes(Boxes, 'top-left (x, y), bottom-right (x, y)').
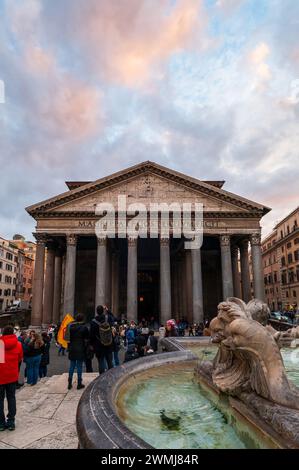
top-left (0, 0), bottom-right (298, 241)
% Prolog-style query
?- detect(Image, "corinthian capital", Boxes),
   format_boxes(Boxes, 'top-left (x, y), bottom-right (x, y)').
top-left (97, 236), bottom-right (107, 247)
top-left (33, 233), bottom-right (48, 245)
top-left (220, 234), bottom-right (230, 247)
top-left (127, 236), bottom-right (138, 247)
top-left (66, 234), bottom-right (77, 246)
top-left (250, 233), bottom-right (261, 246)
top-left (160, 237), bottom-right (170, 246)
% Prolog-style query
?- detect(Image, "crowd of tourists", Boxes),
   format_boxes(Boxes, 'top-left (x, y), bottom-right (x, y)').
top-left (0, 307), bottom-right (210, 432)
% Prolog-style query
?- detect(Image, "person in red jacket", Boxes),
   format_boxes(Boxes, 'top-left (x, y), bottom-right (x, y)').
top-left (0, 325), bottom-right (23, 431)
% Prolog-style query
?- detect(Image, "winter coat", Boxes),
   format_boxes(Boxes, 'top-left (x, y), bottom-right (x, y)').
top-left (126, 328), bottom-right (136, 345)
top-left (68, 322), bottom-right (89, 361)
top-left (90, 316), bottom-right (113, 355)
top-left (24, 339), bottom-right (45, 358)
top-left (148, 335), bottom-right (158, 352)
top-left (124, 345), bottom-right (139, 363)
top-left (113, 334), bottom-right (121, 352)
top-left (40, 338), bottom-right (51, 366)
top-left (0, 334), bottom-right (23, 385)
top-left (134, 334), bottom-right (147, 357)
top-left (165, 327), bottom-right (178, 338)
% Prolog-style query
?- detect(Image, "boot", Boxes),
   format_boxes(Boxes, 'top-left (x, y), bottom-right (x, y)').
top-left (77, 380), bottom-right (85, 390)
top-left (68, 378), bottom-right (72, 390)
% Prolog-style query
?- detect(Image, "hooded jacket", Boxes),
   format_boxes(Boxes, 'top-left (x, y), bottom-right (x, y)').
top-left (0, 334), bottom-right (23, 385)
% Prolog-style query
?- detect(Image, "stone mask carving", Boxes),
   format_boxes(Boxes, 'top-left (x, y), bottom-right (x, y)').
top-left (209, 298), bottom-right (299, 410)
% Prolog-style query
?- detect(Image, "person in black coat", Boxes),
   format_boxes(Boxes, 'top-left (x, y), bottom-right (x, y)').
top-left (67, 314), bottom-right (89, 390)
top-left (90, 305), bottom-right (114, 374)
top-left (39, 333), bottom-right (51, 378)
top-left (147, 330), bottom-right (158, 352)
top-left (124, 344), bottom-right (140, 362)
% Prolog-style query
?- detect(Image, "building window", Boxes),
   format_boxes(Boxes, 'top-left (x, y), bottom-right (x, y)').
top-left (281, 256), bottom-right (286, 266)
top-left (289, 270), bottom-right (295, 283)
top-left (295, 250), bottom-right (299, 261)
top-left (281, 272), bottom-right (287, 285)
top-left (287, 242), bottom-right (292, 249)
top-left (295, 238), bottom-right (299, 245)
top-left (293, 291), bottom-right (297, 298)
top-left (6, 253), bottom-right (13, 261)
top-left (287, 226), bottom-right (290, 234)
top-left (288, 253), bottom-right (293, 264)
top-left (274, 272), bottom-right (277, 283)
top-left (281, 230), bottom-right (283, 239)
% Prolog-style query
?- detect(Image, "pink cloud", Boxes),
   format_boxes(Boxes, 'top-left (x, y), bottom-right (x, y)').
top-left (71, 0), bottom-right (206, 86)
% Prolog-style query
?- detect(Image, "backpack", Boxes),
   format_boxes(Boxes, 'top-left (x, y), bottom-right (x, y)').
top-left (126, 328), bottom-right (135, 345)
top-left (93, 319), bottom-right (113, 347)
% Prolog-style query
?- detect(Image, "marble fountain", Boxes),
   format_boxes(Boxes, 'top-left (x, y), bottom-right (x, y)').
top-left (76, 299), bottom-right (299, 449)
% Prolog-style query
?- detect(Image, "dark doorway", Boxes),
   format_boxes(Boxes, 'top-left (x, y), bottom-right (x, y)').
top-left (137, 269), bottom-right (159, 322)
top-left (137, 238), bottom-right (160, 322)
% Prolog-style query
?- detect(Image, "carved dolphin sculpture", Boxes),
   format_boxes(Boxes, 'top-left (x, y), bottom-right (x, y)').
top-left (209, 299), bottom-right (299, 410)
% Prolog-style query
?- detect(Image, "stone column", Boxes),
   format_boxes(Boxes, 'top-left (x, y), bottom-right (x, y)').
top-left (220, 235), bottom-right (234, 299)
top-left (31, 234), bottom-right (46, 326)
top-left (95, 237), bottom-right (107, 308)
top-left (231, 245), bottom-right (242, 299)
top-left (105, 242), bottom-right (112, 306)
top-left (127, 236), bottom-right (138, 322)
top-left (191, 247), bottom-right (203, 324)
top-left (250, 232), bottom-right (265, 301)
top-left (42, 242), bottom-right (55, 325)
top-left (185, 250), bottom-right (193, 324)
top-left (63, 234), bottom-right (77, 315)
top-left (160, 237), bottom-right (171, 325)
top-left (111, 251), bottom-right (120, 316)
top-left (239, 239), bottom-right (251, 302)
top-left (52, 251), bottom-right (62, 324)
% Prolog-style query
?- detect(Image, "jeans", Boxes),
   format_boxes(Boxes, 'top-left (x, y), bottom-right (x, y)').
top-left (58, 346), bottom-right (65, 356)
top-left (39, 365), bottom-right (48, 378)
top-left (113, 350), bottom-right (120, 367)
top-left (69, 360), bottom-right (83, 383)
top-left (26, 355), bottom-right (42, 385)
top-left (97, 350), bottom-right (113, 374)
top-left (0, 383), bottom-right (17, 425)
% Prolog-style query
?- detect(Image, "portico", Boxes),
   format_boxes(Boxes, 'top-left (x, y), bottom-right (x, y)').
top-left (27, 161), bottom-right (270, 326)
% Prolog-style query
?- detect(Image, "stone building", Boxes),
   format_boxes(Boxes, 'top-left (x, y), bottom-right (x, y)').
top-left (26, 161), bottom-right (270, 326)
top-left (262, 206), bottom-right (299, 311)
top-left (10, 235), bottom-right (36, 305)
top-left (0, 236), bottom-right (18, 310)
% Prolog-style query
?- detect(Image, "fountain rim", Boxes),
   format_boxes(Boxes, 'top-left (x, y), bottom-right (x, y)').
top-left (76, 350), bottom-right (197, 449)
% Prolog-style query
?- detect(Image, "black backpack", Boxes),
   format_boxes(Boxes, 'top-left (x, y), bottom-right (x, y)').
top-left (93, 319), bottom-right (113, 347)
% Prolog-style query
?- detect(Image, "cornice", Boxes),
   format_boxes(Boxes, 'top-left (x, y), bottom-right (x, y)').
top-left (33, 210), bottom-right (264, 219)
top-left (26, 162), bottom-right (271, 218)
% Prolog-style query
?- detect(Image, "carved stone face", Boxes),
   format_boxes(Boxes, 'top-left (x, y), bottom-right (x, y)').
top-left (210, 317), bottom-right (226, 343)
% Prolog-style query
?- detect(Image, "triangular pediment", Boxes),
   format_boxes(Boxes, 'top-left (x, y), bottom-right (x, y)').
top-left (26, 161), bottom-right (270, 217)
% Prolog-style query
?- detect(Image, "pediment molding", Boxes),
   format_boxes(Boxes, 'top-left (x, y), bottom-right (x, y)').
top-left (26, 161), bottom-right (271, 218)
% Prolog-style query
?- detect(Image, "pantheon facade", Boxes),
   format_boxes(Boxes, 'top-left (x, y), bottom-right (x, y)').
top-left (26, 161), bottom-right (270, 326)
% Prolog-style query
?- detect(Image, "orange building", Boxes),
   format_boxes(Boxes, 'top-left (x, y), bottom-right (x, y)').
top-left (10, 235), bottom-right (36, 306)
top-left (261, 207), bottom-right (299, 311)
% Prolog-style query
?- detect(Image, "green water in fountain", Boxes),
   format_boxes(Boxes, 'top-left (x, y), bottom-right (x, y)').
top-left (281, 348), bottom-right (299, 387)
top-left (118, 364), bottom-right (247, 449)
top-left (187, 344), bottom-right (299, 387)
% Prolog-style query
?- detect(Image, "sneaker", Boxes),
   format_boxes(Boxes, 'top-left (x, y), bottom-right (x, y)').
top-left (77, 383), bottom-right (85, 390)
top-left (7, 422), bottom-right (15, 431)
top-left (0, 424), bottom-right (6, 432)
top-left (68, 381), bottom-right (72, 390)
